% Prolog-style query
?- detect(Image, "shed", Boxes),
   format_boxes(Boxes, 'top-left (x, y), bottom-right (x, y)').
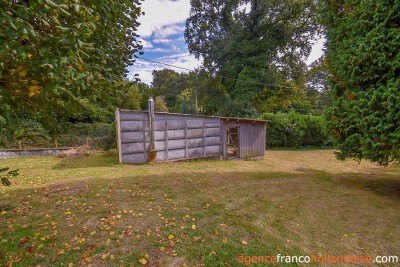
top-left (116, 98), bottom-right (267, 164)
top-left (220, 117), bottom-right (266, 160)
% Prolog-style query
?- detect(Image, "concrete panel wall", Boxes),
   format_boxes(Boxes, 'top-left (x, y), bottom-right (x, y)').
top-left (116, 110), bottom-right (149, 164)
top-left (116, 109), bottom-right (222, 163)
top-left (116, 109), bottom-right (265, 164)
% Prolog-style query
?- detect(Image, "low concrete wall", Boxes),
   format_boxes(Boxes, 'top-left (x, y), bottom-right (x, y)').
top-left (0, 148), bottom-right (72, 158)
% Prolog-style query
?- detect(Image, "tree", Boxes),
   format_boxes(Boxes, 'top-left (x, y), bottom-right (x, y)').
top-left (0, 0), bottom-right (143, 141)
top-left (305, 56), bottom-right (331, 114)
top-left (151, 69), bottom-right (186, 110)
top-left (185, 0), bottom-right (320, 116)
top-left (320, 0), bottom-right (400, 165)
top-left (176, 88), bottom-right (196, 114)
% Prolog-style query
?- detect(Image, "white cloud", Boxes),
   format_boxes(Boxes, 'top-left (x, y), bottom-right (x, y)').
top-left (128, 1), bottom-right (202, 84)
top-left (137, 0), bottom-right (191, 38)
top-left (307, 37), bottom-right (325, 65)
top-left (137, 37), bottom-right (153, 49)
top-left (131, 70), bottom-right (154, 84)
top-left (149, 47), bottom-right (172, 53)
top-left (153, 24), bottom-right (185, 39)
top-left (153, 38), bottom-right (174, 44)
top-left (147, 44), bottom-right (181, 53)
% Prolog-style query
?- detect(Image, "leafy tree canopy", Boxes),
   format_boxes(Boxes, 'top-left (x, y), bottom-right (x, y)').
top-left (185, 0), bottom-right (320, 116)
top-left (149, 68), bottom-right (228, 115)
top-left (0, 0), bottom-right (143, 139)
top-left (320, 0), bottom-right (400, 165)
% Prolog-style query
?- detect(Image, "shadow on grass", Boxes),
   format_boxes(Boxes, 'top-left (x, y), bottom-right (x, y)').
top-left (250, 166), bottom-right (400, 201)
top-left (51, 153), bottom-right (400, 201)
top-left (52, 152), bottom-right (119, 170)
top-left (364, 179), bottom-right (400, 199)
top-left (332, 172), bottom-right (400, 201)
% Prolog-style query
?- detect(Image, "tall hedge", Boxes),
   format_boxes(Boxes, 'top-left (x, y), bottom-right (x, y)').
top-left (262, 112), bottom-right (331, 148)
top-left (319, 0), bottom-right (400, 165)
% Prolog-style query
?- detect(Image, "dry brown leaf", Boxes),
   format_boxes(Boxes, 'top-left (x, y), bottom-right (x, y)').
top-left (139, 258), bottom-right (147, 265)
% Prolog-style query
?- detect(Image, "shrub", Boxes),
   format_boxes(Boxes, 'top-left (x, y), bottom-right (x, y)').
top-left (262, 112), bottom-right (331, 148)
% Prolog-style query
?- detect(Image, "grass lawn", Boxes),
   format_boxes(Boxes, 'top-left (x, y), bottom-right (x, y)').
top-left (0, 150), bottom-right (399, 266)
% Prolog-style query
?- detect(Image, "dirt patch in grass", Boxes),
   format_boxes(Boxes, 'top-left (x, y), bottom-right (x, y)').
top-left (45, 178), bottom-right (90, 196)
top-left (56, 147), bottom-right (92, 159)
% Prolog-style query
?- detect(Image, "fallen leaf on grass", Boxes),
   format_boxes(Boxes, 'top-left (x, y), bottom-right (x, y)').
top-left (241, 240), bottom-right (248, 245)
top-left (193, 237), bottom-right (201, 242)
top-left (139, 258), bottom-right (147, 265)
top-left (84, 257), bottom-right (91, 263)
top-left (19, 236), bottom-right (30, 247)
top-left (101, 252), bottom-right (109, 261)
top-left (85, 244), bottom-right (97, 252)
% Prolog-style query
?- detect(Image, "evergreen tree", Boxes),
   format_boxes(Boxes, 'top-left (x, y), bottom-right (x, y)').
top-left (320, 0), bottom-right (400, 165)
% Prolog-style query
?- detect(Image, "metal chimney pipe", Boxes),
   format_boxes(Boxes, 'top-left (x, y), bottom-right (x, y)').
top-left (148, 97), bottom-right (156, 162)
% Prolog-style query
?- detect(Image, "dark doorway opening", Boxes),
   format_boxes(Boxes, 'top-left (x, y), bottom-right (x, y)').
top-left (227, 127), bottom-right (240, 158)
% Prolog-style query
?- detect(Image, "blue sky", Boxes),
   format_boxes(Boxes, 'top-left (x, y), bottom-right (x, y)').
top-left (128, 0), bottom-right (323, 85)
top-left (127, 0), bottom-right (201, 84)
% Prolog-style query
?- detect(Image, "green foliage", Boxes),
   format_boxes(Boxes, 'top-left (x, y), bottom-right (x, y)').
top-left (320, 0), bottom-right (400, 165)
top-left (154, 96), bottom-right (169, 112)
top-left (1, 122), bottom-right (114, 150)
top-left (0, 0), bottom-right (142, 139)
top-left (150, 69), bottom-right (228, 115)
top-left (1, 167), bottom-right (19, 186)
top-left (185, 0), bottom-right (320, 116)
top-left (305, 57), bottom-right (332, 114)
top-left (68, 123), bottom-right (112, 138)
top-left (176, 88), bottom-right (196, 114)
top-left (119, 81), bottom-right (141, 111)
top-left (151, 69), bottom-right (183, 109)
top-left (137, 82), bottom-right (154, 110)
top-left (43, 122), bottom-right (116, 150)
top-left (262, 112), bottom-right (331, 148)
